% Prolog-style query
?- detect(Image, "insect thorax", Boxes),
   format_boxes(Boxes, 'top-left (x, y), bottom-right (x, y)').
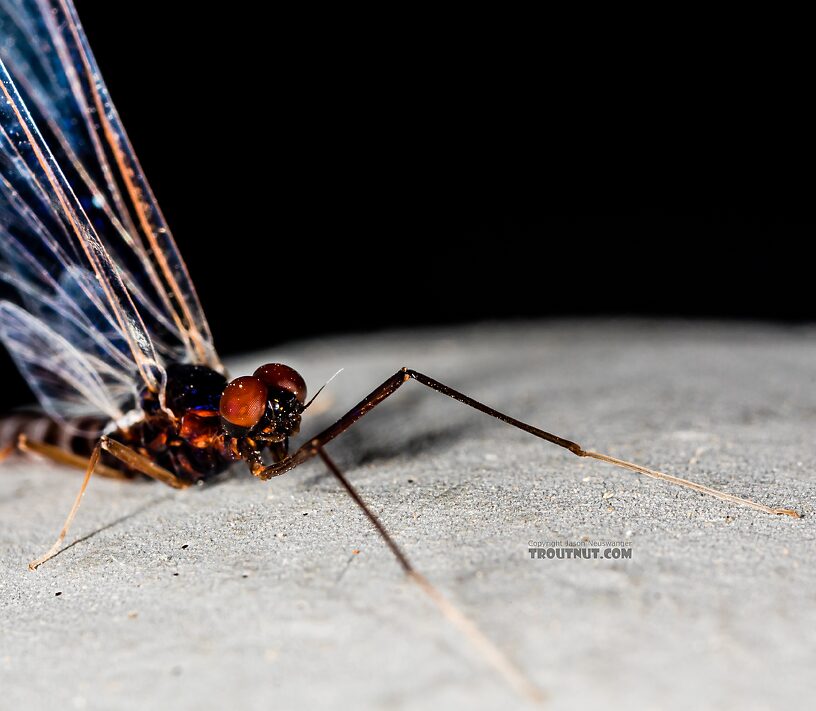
top-left (114, 363), bottom-right (234, 483)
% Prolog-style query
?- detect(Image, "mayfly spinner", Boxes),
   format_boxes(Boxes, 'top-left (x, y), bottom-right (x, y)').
top-left (0, 0), bottom-right (800, 703)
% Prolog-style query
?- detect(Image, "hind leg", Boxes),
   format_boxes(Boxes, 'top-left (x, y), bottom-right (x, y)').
top-left (29, 436), bottom-right (190, 570)
top-left (14, 435), bottom-right (128, 479)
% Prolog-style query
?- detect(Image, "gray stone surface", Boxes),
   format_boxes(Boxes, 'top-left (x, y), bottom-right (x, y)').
top-left (1, 320), bottom-right (814, 711)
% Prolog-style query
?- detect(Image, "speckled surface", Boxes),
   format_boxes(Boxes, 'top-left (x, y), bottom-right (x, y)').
top-left (1, 321), bottom-right (814, 710)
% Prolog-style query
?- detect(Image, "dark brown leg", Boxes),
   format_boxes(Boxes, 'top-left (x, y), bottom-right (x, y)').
top-left (29, 436), bottom-right (189, 570)
top-left (256, 368), bottom-right (799, 517)
top-left (317, 448), bottom-right (544, 704)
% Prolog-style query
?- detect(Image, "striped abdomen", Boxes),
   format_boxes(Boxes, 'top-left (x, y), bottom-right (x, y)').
top-left (0, 413), bottom-right (107, 457)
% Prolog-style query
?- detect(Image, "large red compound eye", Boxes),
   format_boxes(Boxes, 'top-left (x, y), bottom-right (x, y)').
top-left (253, 363), bottom-right (307, 404)
top-left (219, 376), bottom-right (268, 429)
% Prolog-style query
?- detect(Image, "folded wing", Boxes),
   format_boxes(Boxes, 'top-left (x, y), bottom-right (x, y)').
top-left (0, 0), bottom-right (223, 423)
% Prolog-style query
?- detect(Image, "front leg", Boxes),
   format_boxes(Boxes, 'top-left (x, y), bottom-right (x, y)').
top-left (253, 368), bottom-right (799, 517)
top-left (252, 369), bottom-right (410, 480)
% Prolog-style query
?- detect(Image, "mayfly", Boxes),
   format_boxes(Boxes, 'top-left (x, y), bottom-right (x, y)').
top-left (0, 0), bottom-right (800, 703)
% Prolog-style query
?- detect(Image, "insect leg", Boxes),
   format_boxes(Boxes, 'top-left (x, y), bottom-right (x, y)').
top-left (256, 368), bottom-right (799, 517)
top-left (405, 369), bottom-right (800, 517)
top-left (252, 370), bottom-right (411, 479)
top-left (316, 447), bottom-right (544, 704)
top-left (16, 435), bottom-right (128, 479)
top-left (29, 436), bottom-right (189, 570)
top-left (100, 438), bottom-right (190, 490)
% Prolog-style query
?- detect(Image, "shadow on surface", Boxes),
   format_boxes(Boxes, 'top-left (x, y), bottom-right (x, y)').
top-left (35, 493), bottom-right (176, 566)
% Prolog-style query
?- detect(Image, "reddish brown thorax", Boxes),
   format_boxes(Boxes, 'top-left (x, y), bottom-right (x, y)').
top-left (178, 410), bottom-right (221, 449)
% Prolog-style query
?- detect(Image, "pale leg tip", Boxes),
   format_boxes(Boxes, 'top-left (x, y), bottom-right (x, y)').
top-left (28, 550), bottom-right (54, 570)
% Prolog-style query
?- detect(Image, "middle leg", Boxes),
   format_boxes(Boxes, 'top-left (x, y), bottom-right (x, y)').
top-left (316, 447), bottom-right (544, 703)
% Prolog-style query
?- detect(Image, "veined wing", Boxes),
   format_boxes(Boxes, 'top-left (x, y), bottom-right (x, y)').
top-left (0, 0), bottom-right (221, 371)
top-left (0, 55), bottom-right (166, 422)
top-left (0, 300), bottom-right (129, 421)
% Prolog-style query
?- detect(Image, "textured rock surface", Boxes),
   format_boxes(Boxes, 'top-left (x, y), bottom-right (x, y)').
top-left (1, 321), bottom-right (814, 710)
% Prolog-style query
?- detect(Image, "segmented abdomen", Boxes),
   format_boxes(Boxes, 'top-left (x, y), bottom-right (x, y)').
top-left (0, 413), bottom-right (107, 457)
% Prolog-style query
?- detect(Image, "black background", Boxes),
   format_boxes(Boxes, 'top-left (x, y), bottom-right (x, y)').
top-left (2, 2), bottom-right (812, 407)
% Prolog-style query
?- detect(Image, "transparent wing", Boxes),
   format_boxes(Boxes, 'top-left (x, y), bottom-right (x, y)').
top-left (0, 0), bottom-right (221, 371)
top-left (0, 301), bottom-right (128, 421)
top-left (0, 54), bottom-right (166, 420)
